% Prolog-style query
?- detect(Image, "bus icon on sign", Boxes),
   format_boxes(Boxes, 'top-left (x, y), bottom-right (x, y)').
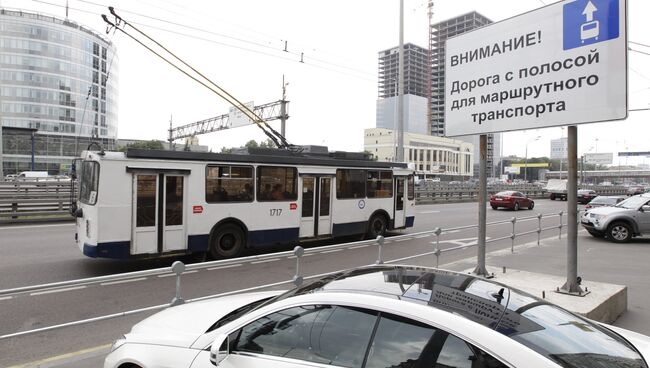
top-left (563, 0), bottom-right (619, 50)
top-left (581, 20), bottom-right (599, 42)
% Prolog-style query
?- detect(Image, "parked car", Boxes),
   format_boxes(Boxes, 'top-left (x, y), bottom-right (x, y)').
top-left (3, 174), bottom-right (17, 181)
top-left (627, 186), bottom-right (646, 196)
top-left (490, 191), bottom-right (534, 210)
top-left (581, 193), bottom-right (650, 242)
top-left (584, 195), bottom-right (626, 209)
top-left (577, 189), bottom-right (598, 204)
top-left (104, 265), bottom-right (650, 368)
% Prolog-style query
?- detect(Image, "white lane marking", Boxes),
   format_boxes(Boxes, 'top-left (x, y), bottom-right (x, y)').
top-left (30, 285), bottom-right (86, 296)
top-left (0, 296), bottom-right (13, 301)
top-left (0, 223), bottom-right (74, 231)
top-left (321, 249), bottom-right (343, 254)
top-left (437, 237), bottom-right (492, 247)
top-left (413, 234), bottom-right (431, 239)
top-left (6, 343), bottom-right (111, 368)
top-left (251, 258), bottom-right (280, 264)
top-left (442, 230), bottom-right (461, 235)
top-left (347, 244), bottom-right (370, 250)
top-left (207, 264), bottom-right (242, 271)
top-left (158, 270), bottom-right (198, 278)
top-left (395, 238), bottom-right (411, 242)
top-left (100, 277), bottom-right (148, 286)
top-left (303, 253), bottom-right (315, 257)
top-left (418, 210), bottom-right (441, 214)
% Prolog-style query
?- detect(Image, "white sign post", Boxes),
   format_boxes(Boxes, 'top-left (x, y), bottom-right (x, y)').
top-left (445, 0), bottom-right (627, 136)
top-left (228, 101), bottom-right (255, 128)
top-left (444, 0), bottom-right (627, 292)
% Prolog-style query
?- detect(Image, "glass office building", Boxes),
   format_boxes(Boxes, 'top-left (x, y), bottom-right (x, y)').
top-left (0, 8), bottom-right (118, 175)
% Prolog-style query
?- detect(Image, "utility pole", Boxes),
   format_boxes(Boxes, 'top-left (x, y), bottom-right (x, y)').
top-left (396, 0), bottom-right (405, 162)
top-left (168, 115), bottom-right (173, 150)
top-left (281, 75), bottom-right (288, 138)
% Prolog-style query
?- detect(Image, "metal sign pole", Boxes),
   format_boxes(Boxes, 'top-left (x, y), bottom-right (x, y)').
top-left (560, 125), bottom-right (583, 294)
top-left (473, 134), bottom-right (489, 276)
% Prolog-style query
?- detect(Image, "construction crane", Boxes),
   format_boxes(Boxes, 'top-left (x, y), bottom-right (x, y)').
top-left (102, 7), bottom-right (300, 152)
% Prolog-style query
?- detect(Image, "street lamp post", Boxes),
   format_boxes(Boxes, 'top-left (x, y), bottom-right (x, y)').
top-left (524, 136), bottom-right (541, 183)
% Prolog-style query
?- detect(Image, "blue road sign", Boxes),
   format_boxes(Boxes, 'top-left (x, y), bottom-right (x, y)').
top-left (563, 0), bottom-right (619, 50)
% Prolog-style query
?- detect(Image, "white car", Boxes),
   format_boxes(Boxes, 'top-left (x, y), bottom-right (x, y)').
top-left (105, 265), bottom-right (650, 368)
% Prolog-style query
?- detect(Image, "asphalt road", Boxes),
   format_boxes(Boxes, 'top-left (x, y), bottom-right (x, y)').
top-left (0, 199), bottom-right (595, 367)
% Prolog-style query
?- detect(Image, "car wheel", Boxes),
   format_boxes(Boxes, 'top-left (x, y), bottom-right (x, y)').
top-left (209, 223), bottom-right (245, 259)
top-left (550, 193), bottom-right (556, 200)
top-left (513, 202), bottom-right (520, 211)
top-left (367, 214), bottom-right (388, 239)
top-left (491, 205), bottom-right (498, 210)
top-left (528, 201), bottom-right (534, 210)
top-left (607, 222), bottom-right (632, 243)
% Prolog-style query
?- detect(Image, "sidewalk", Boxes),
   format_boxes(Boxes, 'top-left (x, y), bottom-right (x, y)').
top-left (442, 230), bottom-right (650, 335)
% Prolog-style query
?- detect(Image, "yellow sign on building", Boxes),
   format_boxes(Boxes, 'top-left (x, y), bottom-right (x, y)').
top-left (511, 163), bottom-right (550, 168)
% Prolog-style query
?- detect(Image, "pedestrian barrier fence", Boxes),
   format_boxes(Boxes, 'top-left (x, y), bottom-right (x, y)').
top-left (0, 210), bottom-right (570, 341)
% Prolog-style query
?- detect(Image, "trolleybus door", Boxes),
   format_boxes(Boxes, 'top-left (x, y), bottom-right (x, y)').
top-left (299, 176), bottom-right (333, 238)
top-left (132, 174), bottom-right (159, 255)
top-left (393, 176), bottom-right (406, 228)
top-left (132, 173), bottom-right (187, 255)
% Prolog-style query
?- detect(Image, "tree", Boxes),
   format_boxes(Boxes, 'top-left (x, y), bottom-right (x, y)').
top-left (118, 140), bottom-right (165, 151)
top-left (244, 140), bottom-right (259, 149)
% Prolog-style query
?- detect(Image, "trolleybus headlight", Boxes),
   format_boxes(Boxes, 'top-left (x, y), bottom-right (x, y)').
top-left (110, 336), bottom-right (127, 352)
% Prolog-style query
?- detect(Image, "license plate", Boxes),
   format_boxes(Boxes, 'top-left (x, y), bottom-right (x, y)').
top-left (495, 198), bottom-right (502, 201)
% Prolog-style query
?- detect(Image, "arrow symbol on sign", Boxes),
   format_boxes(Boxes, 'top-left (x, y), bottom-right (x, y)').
top-left (582, 1), bottom-right (598, 22)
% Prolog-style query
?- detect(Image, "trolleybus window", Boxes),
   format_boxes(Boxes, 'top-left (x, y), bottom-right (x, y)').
top-left (206, 165), bottom-right (254, 203)
top-left (407, 175), bottom-right (415, 201)
top-left (257, 166), bottom-right (297, 201)
top-left (336, 169), bottom-right (366, 199)
top-left (320, 177), bottom-right (331, 216)
top-left (165, 176), bottom-right (183, 226)
top-left (367, 170), bottom-right (393, 198)
top-left (79, 161), bottom-right (99, 205)
top-left (136, 175), bottom-right (156, 227)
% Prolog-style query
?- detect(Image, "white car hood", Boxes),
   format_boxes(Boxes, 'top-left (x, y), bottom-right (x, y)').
top-left (586, 206), bottom-right (626, 216)
top-left (125, 290), bottom-right (282, 348)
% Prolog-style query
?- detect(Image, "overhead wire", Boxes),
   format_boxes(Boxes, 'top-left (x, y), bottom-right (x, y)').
top-left (31, 0), bottom-right (375, 81)
top-left (103, 8), bottom-right (295, 150)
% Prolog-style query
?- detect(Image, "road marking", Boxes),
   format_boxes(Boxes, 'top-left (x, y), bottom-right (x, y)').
top-left (207, 264), bottom-right (242, 271)
top-left (251, 258), bottom-right (280, 264)
top-left (395, 238), bottom-right (411, 242)
top-left (0, 296), bottom-right (13, 301)
top-left (418, 210), bottom-right (441, 214)
top-left (321, 249), bottom-right (343, 254)
top-left (347, 244), bottom-right (370, 250)
top-left (437, 237), bottom-right (492, 247)
top-left (413, 234), bottom-right (431, 239)
top-left (6, 343), bottom-right (111, 368)
top-left (101, 277), bottom-right (148, 286)
top-left (30, 285), bottom-right (86, 296)
top-left (442, 230), bottom-right (461, 235)
top-left (158, 270), bottom-right (198, 278)
top-left (0, 223), bottom-right (73, 231)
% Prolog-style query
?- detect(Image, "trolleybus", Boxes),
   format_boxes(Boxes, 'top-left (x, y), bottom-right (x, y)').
top-left (73, 147), bottom-right (415, 259)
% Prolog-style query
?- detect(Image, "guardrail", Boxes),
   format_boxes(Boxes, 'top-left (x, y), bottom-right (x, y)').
top-left (415, 184), bottom-right (628, 204)
top-left (0, 180), bottom-right (74, 223)
top-left (0, 210), bottom-right (569, 341)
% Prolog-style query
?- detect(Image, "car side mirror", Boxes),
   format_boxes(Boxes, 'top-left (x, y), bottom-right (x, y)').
top-left (641, 205), bottom-right (650, 213)
top-left (210, 334), bottom-right (229, 366)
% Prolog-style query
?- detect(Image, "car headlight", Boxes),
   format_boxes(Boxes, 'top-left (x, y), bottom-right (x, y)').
top-left (591, 214), bottom-right (607, 222)
top-left (110, 336), bottom-right (127, 353)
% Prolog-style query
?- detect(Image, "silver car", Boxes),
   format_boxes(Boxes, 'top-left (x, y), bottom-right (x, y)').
top-left (581, 193), bottom-right (650, 242)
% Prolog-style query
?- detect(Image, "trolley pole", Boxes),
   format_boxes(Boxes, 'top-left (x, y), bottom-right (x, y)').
top-left (474, 134), bottom-right (489, 276)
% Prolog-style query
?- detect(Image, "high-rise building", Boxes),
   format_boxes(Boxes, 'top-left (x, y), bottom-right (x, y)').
top-left (0, 8), bottom-right (119, 175)
top-left (429, 11), bottom-right (500, 177)
top-left (375, 43), bottom-right (429, 136)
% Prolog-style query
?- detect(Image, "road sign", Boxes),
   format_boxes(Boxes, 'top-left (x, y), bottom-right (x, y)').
top-left (504, 166), bottom-right (520, 174)
top-left (618, 151), bottom-right (650, 157)
top-left (228, 101), bottom-right (255, 128)
top-left (445, 0), bottom-right (627, 137)
top-left (584, 152), bottom-right (612, 164)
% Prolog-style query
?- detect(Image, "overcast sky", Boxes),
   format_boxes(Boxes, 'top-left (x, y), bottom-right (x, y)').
top-left (3, 0), bottom-right (649, 165)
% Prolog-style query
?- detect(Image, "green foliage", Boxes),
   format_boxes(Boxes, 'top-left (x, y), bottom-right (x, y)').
top-left (119, 140), bottom-right (165, 152)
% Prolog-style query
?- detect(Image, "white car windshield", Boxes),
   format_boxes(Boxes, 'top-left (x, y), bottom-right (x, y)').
top-left (616, 196), bottom-right (649, 209)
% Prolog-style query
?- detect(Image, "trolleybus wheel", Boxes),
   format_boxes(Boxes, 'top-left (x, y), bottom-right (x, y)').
top-left (210, 224), bottom-right (245, 259)
top-left (367, 214), bottom-right (388, 239)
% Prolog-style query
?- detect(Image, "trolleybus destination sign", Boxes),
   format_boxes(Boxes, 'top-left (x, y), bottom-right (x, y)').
top-left (444, 0), bottom-right (627, 137)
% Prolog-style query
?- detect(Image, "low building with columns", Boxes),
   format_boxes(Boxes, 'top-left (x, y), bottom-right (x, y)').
top-left (364, 128), bottom-right (473, 180)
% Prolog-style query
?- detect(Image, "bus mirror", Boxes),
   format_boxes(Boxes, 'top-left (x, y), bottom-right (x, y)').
top-left (210, 334), bottom-right (229, 366)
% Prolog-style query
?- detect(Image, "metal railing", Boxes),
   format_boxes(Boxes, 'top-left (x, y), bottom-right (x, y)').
top-left (0, 210), bottom-right (569, 341)
top-left (0, 180), bottom-right (74, 223)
